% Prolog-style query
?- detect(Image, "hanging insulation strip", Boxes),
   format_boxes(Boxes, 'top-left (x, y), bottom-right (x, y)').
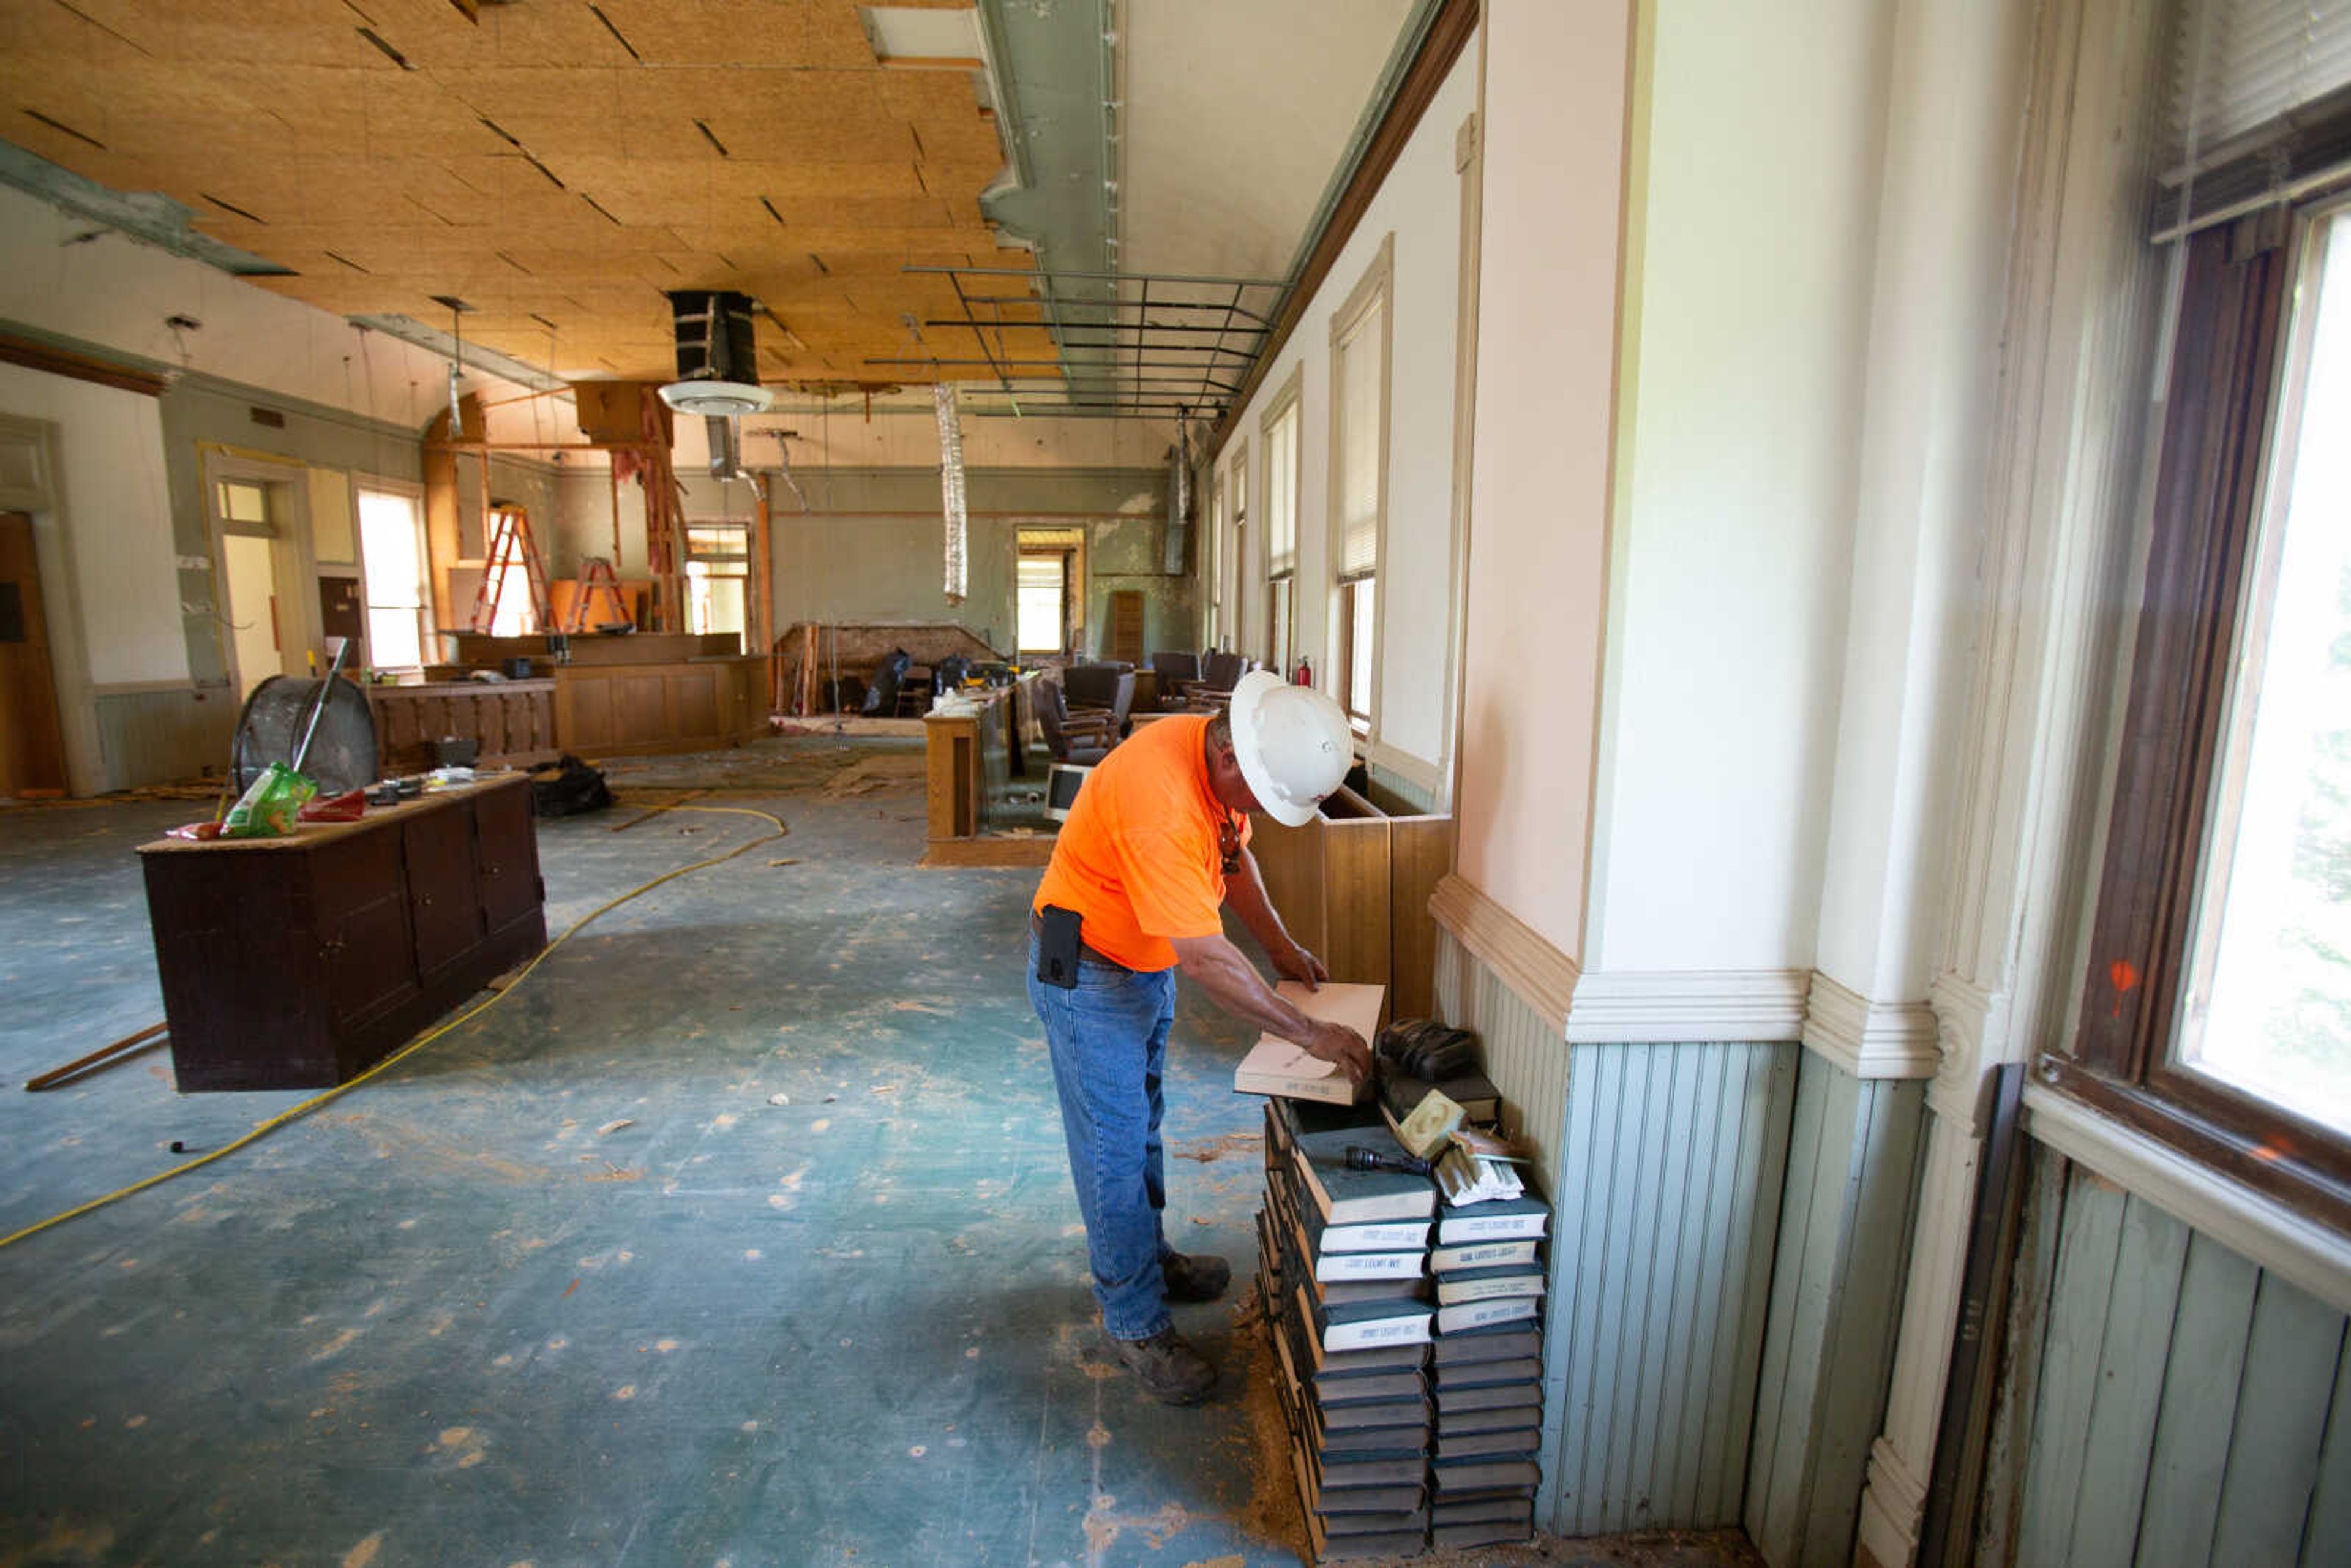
top-left (934, 383), bottom-right (969, 604)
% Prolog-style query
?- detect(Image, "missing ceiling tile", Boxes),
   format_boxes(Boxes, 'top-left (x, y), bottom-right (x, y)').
top-left (23, 110), bottom-right (105, 151)
top-left (353, 27), bottom-right (415, 69)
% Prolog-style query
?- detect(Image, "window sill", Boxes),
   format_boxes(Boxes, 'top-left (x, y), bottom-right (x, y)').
top-left (2023, 1077), bottom-right (2351, 1316)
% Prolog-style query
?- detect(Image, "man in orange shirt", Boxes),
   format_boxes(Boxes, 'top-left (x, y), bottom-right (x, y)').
top-left (1029, 670), bottom-right (1372, 1404)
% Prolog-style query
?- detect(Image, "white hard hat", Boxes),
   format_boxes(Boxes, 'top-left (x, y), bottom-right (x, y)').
top-left (1229, 669), bottom-right (1351, 827)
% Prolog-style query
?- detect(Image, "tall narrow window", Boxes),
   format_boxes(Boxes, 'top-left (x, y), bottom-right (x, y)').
top-left (1330, 244), bottom-right (1390, 733)
top-left (1206, 470), bottom-right (1227, 648)
top-left (357, 487), bottom-right (427, 670)
top-left (1018, 551), bottom-right (1068, 656)
top-left (1230, 445), bottom-right (1251, 659)
top-left (1264, 386), bottom-right (1300, 678)
top-left (685, 522), bottom-right (748, 638)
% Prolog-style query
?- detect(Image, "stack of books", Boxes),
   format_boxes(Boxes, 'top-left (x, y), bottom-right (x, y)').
top-left (1424, 1185), bottom-right (1550, 1547)
top-left (1256, 1097), bottom-right (1439, 1562)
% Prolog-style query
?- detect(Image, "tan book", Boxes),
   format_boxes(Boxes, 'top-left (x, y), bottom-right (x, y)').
top-left (1232, 981), bottom-right (1385, 1105)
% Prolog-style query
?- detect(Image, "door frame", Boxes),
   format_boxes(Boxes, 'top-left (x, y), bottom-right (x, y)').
top-left (0, 413), bottom-right (100, 795)
top-left (201, 448), bottom-right (319, 695)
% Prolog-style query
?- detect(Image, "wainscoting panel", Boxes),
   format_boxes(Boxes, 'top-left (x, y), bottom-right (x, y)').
top-left (2013, 1165), bottom-right (2350, 1567)
top-left (94, 687), bottom-right (234, 792)
top-left (1544, 1038), bottom-right (1799, 1536)
top-left (1434, 923), bottom-right (1569, 1194)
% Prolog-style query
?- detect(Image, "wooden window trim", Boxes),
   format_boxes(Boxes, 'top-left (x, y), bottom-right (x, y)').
top-left (2060, 206), bottom-right (2351, 1234)
top-left (0, 332), bottom-right (168, 398)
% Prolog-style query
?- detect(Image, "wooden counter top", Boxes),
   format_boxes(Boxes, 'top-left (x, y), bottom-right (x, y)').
top-left (137, 773), bottom-right (531, 855)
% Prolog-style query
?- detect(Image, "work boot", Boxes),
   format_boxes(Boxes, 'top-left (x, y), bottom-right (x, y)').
top-left (1109, 1326), bottom-right (1216, 1405)
top-left (1160, 1250), bottom-right (1231, 1304)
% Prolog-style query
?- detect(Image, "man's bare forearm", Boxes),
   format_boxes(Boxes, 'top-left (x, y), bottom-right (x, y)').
top-left (1170, 932), bottom-right (1315, 1038)
top-left (1222, 848), bottom-right (1298, 963)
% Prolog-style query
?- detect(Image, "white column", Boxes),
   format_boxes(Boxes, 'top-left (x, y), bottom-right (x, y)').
top-left (1854, 0), bottom-right (2175, 1562)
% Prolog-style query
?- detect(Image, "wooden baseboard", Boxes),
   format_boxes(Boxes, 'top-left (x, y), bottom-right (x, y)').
top-left (919, 836), bottom-right (1055, 869)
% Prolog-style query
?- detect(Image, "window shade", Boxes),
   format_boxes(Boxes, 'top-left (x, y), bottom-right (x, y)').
top-left (1335, 297), bottom-right (1385, 582)
top-left (1266, 402), bottom-right (1299, 577)
top-left (2158, 1), bottom-right (2351, 237)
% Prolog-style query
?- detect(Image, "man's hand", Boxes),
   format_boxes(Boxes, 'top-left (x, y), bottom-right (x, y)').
top-left (1271, 940), bottom-right (1330, 991)
top-left (1300, 1019), bottom-right (1373, 1088)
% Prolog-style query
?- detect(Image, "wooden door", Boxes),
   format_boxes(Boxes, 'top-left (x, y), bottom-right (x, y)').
top-left (0, 513), bottom-right (67, 797)
top-left (403, 805), bottom-right (483, 977)
top-left (1109, 590), bottom-right (1146, 665)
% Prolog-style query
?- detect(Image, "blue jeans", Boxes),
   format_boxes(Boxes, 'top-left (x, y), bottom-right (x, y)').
top-left (1027, 935), bottom-right (1180, 1341)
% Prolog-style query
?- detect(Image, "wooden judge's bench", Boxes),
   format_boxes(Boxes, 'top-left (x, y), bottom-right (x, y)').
top-left (366, 632), bottom-right (767, 771)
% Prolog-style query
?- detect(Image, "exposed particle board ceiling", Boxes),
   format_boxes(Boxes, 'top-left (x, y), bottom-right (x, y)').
top-left (0, 0), bottom-right (1055, 384)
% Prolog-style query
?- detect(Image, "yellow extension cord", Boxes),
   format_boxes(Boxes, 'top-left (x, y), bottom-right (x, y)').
top-left (0, 803), bottom-right (787, 1254)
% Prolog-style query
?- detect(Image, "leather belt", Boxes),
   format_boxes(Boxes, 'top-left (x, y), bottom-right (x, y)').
top-left (1029, 910), bottom-right (1132, 972)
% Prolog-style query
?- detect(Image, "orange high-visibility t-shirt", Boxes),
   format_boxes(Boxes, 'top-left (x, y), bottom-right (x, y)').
top-left (1032, 713), bottom-right (1251, 973)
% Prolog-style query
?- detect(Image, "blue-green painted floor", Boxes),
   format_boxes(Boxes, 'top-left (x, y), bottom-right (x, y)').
top-left (0, 740), bottom-right (1752, 1568)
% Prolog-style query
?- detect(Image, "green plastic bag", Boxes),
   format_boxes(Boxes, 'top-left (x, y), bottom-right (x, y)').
top-left (222, 762), bottom-right (318, 838)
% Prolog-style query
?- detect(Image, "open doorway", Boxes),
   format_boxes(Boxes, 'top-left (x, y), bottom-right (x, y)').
top-left (0, 511), bottom-right (67, 797)
top-left (215, 476), bottom-right (294, 700)
top-left (1016, 526), bottom-right (1086, 660)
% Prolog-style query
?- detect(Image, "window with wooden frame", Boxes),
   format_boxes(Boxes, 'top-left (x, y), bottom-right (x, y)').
top-left (356, 485), bottom-right (428, 671)
top-left (1229, 442), bottom-right (1250, 659)
top-left (1262, 373), bottom-right (1302, 678)
top-left (2056, 67), bottom-right (2351, 1231)
top-left (1205, 468), bottom-right (1227, 649)
top-left (1329, 238), bottom-right (1392, 735)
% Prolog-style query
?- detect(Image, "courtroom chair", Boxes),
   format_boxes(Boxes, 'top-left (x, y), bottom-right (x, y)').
top-left (1037, 680), bottom-right (1117, 767)
top-left (1183, 650), bottom-right (1250, 710)
top-left (1060, 662), bottom-right (1136, 733)
top-left (1149, 651), bottom-right (1201, 710)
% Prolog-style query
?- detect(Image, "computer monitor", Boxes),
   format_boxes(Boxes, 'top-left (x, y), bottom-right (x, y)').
top-left (1043, 763), bottom-right (1092, 823)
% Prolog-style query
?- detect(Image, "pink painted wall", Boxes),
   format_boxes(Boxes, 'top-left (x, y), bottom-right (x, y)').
top-left (1452, 0), bottom-right (1635, 964)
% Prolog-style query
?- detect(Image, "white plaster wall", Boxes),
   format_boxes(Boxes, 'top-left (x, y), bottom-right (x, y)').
top-left (0, 362), bottom-right (181, 687)
top-left (1214, 47), bottom-right (1474, 781)
top-left (1584, 0), bottom-right (1892, 973)
top-left (0, 185), bottom-right (525, 431)
top-left (1452, 0), bottom-right (1633, 962)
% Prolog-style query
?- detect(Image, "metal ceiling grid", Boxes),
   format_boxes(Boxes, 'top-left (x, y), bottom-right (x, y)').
top-left (869, 264), bottom-right (1283, 420)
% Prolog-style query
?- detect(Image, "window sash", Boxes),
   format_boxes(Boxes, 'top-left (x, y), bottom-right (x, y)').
top-left (1334, 297), bottom-right (1384, 581)
top-left (2061, 204), bottom-right (2351, 1229)
top-left (1265, 402), bottom-right (1299, 576)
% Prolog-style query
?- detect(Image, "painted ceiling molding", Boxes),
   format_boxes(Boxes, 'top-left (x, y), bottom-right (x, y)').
top-left (1802, 972), bottom-right (1943, 1079)
top-left (1425, 872), bottom-right (1577, 1034)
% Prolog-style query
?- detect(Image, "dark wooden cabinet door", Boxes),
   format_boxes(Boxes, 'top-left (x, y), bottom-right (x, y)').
top-left (312, 827), bottom-right (418, 1029)
top-left (474, 782), bottom-right (540, 933)
top-left (403, 805), bottom-right (482, 977)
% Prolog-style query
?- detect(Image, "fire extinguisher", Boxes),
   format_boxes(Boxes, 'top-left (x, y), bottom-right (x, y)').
top-left (1291, 655), bottom-right (1313, 686)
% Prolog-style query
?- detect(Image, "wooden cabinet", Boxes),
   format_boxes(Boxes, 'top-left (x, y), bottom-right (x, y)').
top-left (137, 776), bottom-right (546, 1092)
top-left (1249, 783), bottom-right (1452, 1024)
top-left (369, 680), bottom-right (558, 774)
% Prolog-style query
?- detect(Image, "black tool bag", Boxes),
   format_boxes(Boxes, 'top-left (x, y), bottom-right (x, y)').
top-left (530, 754), bottom-right (613, 818)
top-left (1374, 1018), bottom-right (1483, 1082)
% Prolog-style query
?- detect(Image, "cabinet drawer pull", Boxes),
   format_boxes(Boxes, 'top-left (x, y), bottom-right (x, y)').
top-left (321, 938), bottom-right (344, 956)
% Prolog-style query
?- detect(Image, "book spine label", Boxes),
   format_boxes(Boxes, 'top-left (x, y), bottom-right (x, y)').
top-left (1439, 1274), bottom-right (1545, 1305)
top-left (1438, 1297), bottom-right (1539, 1334)
top-left (1325, 1222), bottom-right (1428, 1251)
top-left (1441, 1214), bottom-right (1548, 1242)
top-left (1317, 1251), bottom-right (1424, 1281)
top-left (1433, 1241), bottom-right (1534, 1270)
top-left (1329, 1316), bottom-right (1433, 1352)
top-left (1240, 1074), bottom-right (1355, 1103)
